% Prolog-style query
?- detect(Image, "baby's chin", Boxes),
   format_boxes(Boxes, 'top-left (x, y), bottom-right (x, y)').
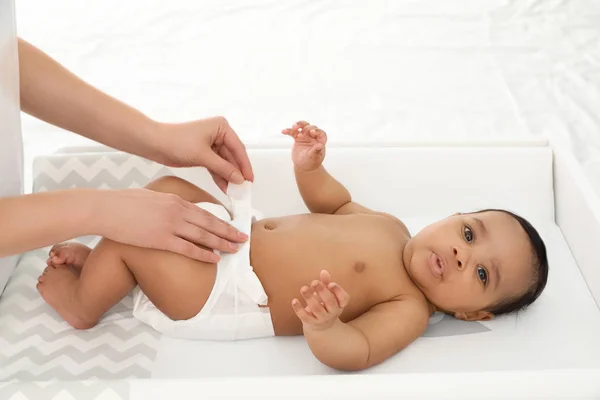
top-left (406, 256), bottom-right (438, 288)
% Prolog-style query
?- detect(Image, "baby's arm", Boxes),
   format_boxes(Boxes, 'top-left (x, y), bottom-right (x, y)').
top-left (283, 121), bottom-right (407, 228)
top-left (306, 298), bottom-right (428, 371)
top-left (292, 269), bottom-right (429, 371)
top-left (295, 165), bottom-right (351, 214)
top-left (283, 121), bottom-right (360, 214)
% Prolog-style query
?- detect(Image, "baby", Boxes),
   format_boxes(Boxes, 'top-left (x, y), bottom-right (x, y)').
top-left (37, 121), bottom-right (549, 371)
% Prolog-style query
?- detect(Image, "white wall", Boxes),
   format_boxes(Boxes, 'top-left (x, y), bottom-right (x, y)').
top-left (15, 0), bottom-right (600, 193)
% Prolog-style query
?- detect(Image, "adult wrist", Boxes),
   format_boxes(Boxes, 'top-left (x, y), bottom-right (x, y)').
top-left (78, 188), bottom-right (113, 238)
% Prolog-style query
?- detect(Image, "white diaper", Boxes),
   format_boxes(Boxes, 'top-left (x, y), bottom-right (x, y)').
top-left (131, 181), bottom-right (275, 341)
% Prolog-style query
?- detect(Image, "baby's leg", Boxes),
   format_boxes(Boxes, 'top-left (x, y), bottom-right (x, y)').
top-left (38, 239), bottom-right (218, 329)
top-left (37, 175), bottom-right (225, 329)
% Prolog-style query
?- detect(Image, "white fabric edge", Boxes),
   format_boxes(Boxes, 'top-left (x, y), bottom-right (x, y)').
top-left (48, 138), bottom-right (549, 156)
top-left (552, 142), bottom-right (600, 311)
top-left (129, 369), bottom-right (600, 399)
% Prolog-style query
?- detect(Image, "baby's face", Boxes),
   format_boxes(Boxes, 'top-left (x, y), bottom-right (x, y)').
top-left (403, 211), bottom-right (533, 321)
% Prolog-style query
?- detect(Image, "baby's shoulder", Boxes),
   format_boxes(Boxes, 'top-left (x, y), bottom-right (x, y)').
top-left (368, 212), bottom-right (411, 238)
top-left (389, 270), bottom-right (431, 313)
top-left (389, 292), bottom-right (431, 321)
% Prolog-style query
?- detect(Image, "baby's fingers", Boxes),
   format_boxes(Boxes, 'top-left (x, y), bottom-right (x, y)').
top-left (313, 128), bottom-right (327, 144)
top-left (281, 128), bottom-right (297, 138)
top-left (294, 121), bottom-right (310, 129)
top-left (308, 144), bottom-right (324, 159)
top-left (328, 282), bottom-right (350, 308)
top-left (319, 270), bottom-right (333, 286)
top-left (312, 280), bottom-right (338, 312)
top-left (302, 286), bottom-right (328, 319)
top-left (292, 298), bottom-right (316, 324)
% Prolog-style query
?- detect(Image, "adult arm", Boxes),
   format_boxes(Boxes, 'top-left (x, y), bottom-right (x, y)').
top-left (18, 38), bottom-right (160, 162)
top-left (17, 38), bottom-right (253, 189)
top-left (0, 188), bottom-right (246, 261)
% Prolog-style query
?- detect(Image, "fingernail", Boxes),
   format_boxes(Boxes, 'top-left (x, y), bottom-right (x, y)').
top-left (238, 232), bottom-right (249, 240)
top-left (211, 254), bottom-right (220, 263)
top-left (229, 242), bottom-right (239, 250)
top-left (231, 171), bottom-right (244, 184)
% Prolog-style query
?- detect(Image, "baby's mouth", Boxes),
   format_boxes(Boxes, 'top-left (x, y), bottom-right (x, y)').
top-left (429, 252), bottom-right (445, 278)
top-left (436, 254), bottom-right (446, 272)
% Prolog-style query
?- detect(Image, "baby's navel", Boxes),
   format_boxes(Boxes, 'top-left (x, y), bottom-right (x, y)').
top-left (354, 262), bottom-right (366, 273)
top-left (262, 221), bottom-right (276, 231)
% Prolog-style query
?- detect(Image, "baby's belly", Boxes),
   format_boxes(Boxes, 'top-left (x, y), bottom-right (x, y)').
top-left (249, 213), bottom-right (406, 335)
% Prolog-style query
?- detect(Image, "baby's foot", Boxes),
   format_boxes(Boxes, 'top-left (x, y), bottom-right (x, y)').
top-left (47, 242), bottom-right (92, 273)
top-left (37, 265), bottom-right (96, 330)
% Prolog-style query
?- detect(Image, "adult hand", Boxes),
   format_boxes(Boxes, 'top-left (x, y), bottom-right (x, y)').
top-left (151, 116), bottom-right (254, 192)
top-left (96, 188), bottom-right (248, 262)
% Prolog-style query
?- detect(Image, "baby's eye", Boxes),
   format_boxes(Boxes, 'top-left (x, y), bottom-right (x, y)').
top-left (463, 225), bottom-right (474, 243)
top-left (477, 266), bottom-right (488, 286)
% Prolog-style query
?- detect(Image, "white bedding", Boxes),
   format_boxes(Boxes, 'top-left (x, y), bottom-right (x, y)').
top-left (15, 0), bottom-right (600, 198)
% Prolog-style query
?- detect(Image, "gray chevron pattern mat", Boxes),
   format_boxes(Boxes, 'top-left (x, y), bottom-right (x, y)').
top-left (0, 152), bottom-right (170, 394)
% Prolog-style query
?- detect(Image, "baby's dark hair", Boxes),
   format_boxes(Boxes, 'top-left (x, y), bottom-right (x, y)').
top-left (471, 209), bottom-right (549, 317)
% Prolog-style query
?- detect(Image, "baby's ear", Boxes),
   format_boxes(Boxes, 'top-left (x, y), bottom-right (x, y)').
top-left (454, 310), bottom-right (494, 321)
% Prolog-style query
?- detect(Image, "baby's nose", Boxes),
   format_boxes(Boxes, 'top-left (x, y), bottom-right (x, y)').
top-left (452, 246), bottom-right (467, 271)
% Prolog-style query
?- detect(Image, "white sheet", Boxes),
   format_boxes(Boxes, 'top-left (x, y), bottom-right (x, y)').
top-left (15, 0), bottom-right (600, 199)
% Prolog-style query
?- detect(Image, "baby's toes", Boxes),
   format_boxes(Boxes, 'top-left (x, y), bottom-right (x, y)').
top-left (38, 266), bottom-right (51, 284)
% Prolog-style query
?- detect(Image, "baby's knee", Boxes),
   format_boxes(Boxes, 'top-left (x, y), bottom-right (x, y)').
top-left (69, 318), bottom-right (97, 330)
top-left (94, 238), bottom-right (129, 259)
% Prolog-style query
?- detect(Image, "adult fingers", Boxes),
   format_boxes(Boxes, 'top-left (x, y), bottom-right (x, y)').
top-left (209, 170), bottom-right (229, 193)
top-left (177, 221), bottom-right (240, 253)
top-left (181, 202), bottom-right (247, 243)
top-left (220, 145), bottom-right (242, 176)
top-left (165, 236), bottom-right (222, 263)
top-left (202, 151), bottom-right (245, 186)
top-left (220, 123), bottom-right (254, 182)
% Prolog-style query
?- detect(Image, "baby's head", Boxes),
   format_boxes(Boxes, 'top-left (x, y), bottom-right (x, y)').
top-left (403, 209), bottom-right (548, 321)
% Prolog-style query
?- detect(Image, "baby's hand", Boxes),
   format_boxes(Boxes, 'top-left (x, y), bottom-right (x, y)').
top-left (282, 121), bottom-right (327, 171)
top-left (291, 269), bottom-right (350, 331)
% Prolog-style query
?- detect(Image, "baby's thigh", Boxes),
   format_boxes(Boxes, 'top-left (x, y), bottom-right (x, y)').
top-left (121, 245), bottom-right (217, 321)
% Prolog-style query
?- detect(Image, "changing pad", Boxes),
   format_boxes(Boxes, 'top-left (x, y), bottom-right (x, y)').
top-left (1, 146), bottom-right (599, 382)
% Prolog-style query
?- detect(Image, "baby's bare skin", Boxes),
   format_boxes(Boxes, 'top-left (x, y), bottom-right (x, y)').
top-left (251, 212), bottom-right (421, 336)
